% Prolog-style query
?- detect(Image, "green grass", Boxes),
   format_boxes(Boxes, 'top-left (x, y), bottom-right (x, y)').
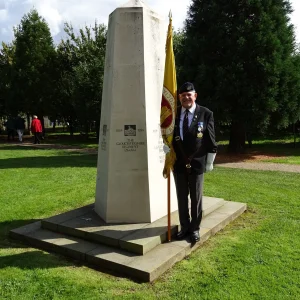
top-left (0, 143), bottom-right (299, 299)
top-left (260, 156), bottom-right (300, 164)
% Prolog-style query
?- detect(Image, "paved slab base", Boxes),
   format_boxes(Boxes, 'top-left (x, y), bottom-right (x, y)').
top-left (41, 196), bottom-right (224, 255)
top-left (10, 200), bottom-right (246, 282)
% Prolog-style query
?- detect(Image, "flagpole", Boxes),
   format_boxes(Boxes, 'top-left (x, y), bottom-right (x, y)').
top-left (161, 10), bottom-right (176, 242)
top-left (167, 174), bottom-right (171, 241)
top-left (167, 9), bottom-right (172, 243)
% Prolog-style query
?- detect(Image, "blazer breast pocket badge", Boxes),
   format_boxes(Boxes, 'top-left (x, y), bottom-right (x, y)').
top-left (197, 122), bottom-right (204, 138)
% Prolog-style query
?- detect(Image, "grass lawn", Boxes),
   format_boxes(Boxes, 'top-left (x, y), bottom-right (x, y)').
top-left (260, 156), bottom-right (300, 164)
top-left (261, 155), bottom-right (300, 165)
top-left (0, 143), bottom-right (299, 299)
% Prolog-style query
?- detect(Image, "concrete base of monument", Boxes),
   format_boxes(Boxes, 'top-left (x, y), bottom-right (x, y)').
top-left (10, 197), bottom-right (246, 282)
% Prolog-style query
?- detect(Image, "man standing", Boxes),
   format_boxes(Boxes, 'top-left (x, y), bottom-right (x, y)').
top-left (172, 82), bottom-right (217, 243)
top-left (31, 115), bottom-right (43, 144)
top-left (4, 117), bottom-right (16, 141)
top-left (15, 116), bottom-right (26, 142)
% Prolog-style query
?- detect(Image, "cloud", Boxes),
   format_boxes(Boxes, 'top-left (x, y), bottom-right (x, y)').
top-left (0, 8), bottom-right (8, 21)
top-left (0, 0), bottom-right (299, 44)
top-left (290, 0), bottom-right (300, 43)
top-left (32, 0), bottom-right (63, 36)
top-left (0, 0), bottom-right (189, 43)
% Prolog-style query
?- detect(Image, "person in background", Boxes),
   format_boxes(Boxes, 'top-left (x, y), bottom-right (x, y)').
top-left (15, 116), bottom-right (26, 142)
top-left (4, 117), bottom-right (16, 141)
top-left (31, 115), bottom-right (43, 144)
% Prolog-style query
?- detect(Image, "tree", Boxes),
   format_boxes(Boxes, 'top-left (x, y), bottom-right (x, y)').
top-left (0, 42), bottom-right (15, 116)
top-left (271, 53), bottom-right (300, 128)
top-left (54, 39), bottom-right (77, 134)
top-left (56, 22), bottom-right (107, 136)
top-left (12, 9), bottom-right (56, 117)
top-left (173, 30), bottom-right (186, 87)
top-left (181, 0), bottom-right (297, 152)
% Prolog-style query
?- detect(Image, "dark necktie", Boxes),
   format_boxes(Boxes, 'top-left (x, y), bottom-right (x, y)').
top-left (183, 110), bottom-right (189, 139)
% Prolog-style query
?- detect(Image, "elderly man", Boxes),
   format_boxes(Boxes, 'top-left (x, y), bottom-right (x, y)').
top-left (172, 82), bottom-right (217, 243)
top-left (31, 115), bottom-right (43, 144)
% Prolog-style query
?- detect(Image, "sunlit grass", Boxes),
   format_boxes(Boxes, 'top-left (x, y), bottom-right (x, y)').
top-left (0, 143), bottom-right (299, 299)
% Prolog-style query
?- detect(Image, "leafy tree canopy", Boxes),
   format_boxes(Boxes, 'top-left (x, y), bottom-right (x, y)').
top-left (180, 0), bottom-right (298, 151)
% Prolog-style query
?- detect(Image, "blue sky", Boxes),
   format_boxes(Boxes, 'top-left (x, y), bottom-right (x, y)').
top-left (0, 0), bottom-right (299, 44)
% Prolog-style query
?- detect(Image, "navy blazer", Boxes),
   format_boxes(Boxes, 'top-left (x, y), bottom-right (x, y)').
top-left (173, 103), bottom-right (217, 174)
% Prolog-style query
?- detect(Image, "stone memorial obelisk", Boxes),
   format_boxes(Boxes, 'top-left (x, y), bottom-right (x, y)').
top-left (95, 0), bottom-right (178, 223)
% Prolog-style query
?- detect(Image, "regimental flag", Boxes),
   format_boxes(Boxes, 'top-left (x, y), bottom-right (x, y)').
top-left (160, 13), bottom-right (177, 178)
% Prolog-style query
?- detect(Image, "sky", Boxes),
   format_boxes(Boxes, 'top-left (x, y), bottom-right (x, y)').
top-left (0, 0), bottom-right (300, 44)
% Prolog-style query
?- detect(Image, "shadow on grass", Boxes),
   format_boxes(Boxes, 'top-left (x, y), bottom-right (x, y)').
top-left (0, 143), bottom-right (97, 151)
top-left (0, 153), bottom-right (97, 169)
top-left (0, 138), bottom-right (97, 148)
top-left (0, 250), bottom-right (72, 270)
top-left (0, 219), bottom-right (40, 249)
top-left (0, 246), bottom-right (142, 282)
top-left (0, 145), bottom-right (58, 151)
top-left (0, 219), bottom-right (81, 270)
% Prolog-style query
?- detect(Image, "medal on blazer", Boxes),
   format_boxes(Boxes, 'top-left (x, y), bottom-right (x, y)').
top-left (198, 122), bottom-right (203, 131)
top-left (197, 122), bottom-right (203, 138)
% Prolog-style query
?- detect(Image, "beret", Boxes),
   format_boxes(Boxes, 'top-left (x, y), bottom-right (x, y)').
top-left (178, 82), bottom-right (195, 94)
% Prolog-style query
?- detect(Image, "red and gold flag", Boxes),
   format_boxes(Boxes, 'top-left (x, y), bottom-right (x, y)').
top-left (160, 14), bottom-right (177, 178)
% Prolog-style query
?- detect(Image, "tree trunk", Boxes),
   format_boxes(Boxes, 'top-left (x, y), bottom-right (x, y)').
top-left (39, 115), bottom-right (45, 139)
top-left (228, 121), bottom-right (246, 153)
top-left (246, 131), bottom-right (253, 148)
top-left (293, 123), bottom-right (296, 148)
top-left (84, 121), bottom-right (89, 139)
top-left (26, 113), bottom-right (30, 131)
top-left (69, 120), bottom-right (74, 136)
top-left (52, 120), bottom-right (56, 133)
top-left (96, 118), bottom-right (100, 140)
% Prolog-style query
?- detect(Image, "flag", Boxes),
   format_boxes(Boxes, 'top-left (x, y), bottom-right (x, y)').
top-left (160, 13), bottom-right (177, 178)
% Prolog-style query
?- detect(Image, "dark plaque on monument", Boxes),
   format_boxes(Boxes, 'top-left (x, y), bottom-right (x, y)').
top-left (124, 125), bottom-right (136, 136)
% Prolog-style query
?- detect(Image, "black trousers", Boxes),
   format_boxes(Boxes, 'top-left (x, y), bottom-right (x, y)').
top-left (7, 129), bottom-right (15, 140)
top-left (34, 132), bottom-right (41, 144)
top-left (173, 171), bottom-right (204, 232)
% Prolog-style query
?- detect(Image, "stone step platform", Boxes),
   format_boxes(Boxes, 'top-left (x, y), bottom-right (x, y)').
top-left (41, 196), bottom-right (225, 255)
top-left (10, 201), bottom-right (246, 282)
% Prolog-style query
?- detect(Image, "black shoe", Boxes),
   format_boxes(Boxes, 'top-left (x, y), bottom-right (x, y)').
top-left (190, 231), bottom-right (200, 243)
top-left (176, 229), bottom-right (189, 240)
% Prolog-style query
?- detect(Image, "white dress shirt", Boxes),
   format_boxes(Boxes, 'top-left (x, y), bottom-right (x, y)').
top-left (179, 103), bottom-right (196, 140)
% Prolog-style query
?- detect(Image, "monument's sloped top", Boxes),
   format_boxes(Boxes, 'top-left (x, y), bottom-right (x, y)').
top-left (118, 0), bottom-right (163, 20)
top-left (121, 0), bottom-right (151, 9)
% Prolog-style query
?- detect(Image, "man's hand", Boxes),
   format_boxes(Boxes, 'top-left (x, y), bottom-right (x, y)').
top-left (163, 144), bottom-right (170, 154)
top-left (206, 153), bottom-right (216, 172)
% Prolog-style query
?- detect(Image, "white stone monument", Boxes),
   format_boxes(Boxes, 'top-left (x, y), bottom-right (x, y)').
top-left (95, 0), bottom-right (178, 223)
